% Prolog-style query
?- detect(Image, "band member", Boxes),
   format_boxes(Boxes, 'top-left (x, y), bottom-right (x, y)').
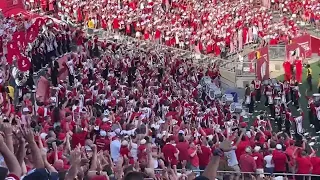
top-left (289, 76), bottom-right (297, 103)
top-left (264, 84), bottom-right (272, 107)
top-left (306, 64), bottom-right (312, 91)
top-left (292, 82), bottom-right (301, 109)
top-left (274, 97), bottom-right (282, 131)
top-left (245, 84), bottom-right (251, 104)
top-left (281, 80), bottom-right (290, 103)
top-left (315, 105), bottom-right (320, 133)
top-left (305, 88), bottom-right (313, 123)
top-left (253, 111), bottom-right (268, 129)
top-left (50, 57), bottom-right (60, 87)
top-left (249, 89), bottom-right (255, 114)
top-left (66, 57), bottom-right (75, 87)
top-left (284, 109), bottom-right (292, 135)
top-left (251, 78), bottom-right (261, 102)
top-left (294, 110), bottom-right (304, 135)
top-left (318, 74), bottom-right (320, 93)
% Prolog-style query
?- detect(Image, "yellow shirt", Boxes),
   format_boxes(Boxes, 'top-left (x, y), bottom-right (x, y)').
top-left (88, 20), bottom-right (95, 29)
top-left (7, 86), bottom-right (14, 100)
top-left (307, 68), bottom-right (312, 77)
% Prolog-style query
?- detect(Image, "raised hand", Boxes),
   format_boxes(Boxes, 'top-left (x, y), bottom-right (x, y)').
top-left (2, 123), bottom-right (13, 136)
top-left (70, 147), bottom-right (81, 165)
top-left (21, 128), bottom-right (35, 143)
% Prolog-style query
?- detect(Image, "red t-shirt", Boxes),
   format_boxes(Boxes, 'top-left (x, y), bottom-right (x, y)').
top-left (239, 154), bottom-right (256, 172)
top-left (176, 141), bottom-right (190, 161)
top-left (198, 145), bottom-right (212, 167)
top-left (188, 148), bottom-right (199, 167)
top-left (236, 140), bottom-right (250, 160)
top-left (310, 157), bottom-right (320, 174)
top-left (296, 157), bottom-right (312, 174)
top-left (95, 137), bottom-right (110, 152)
top-left (252, 152), bottom-right (264, 169)
top-left (138, 144), bottom-right (147, 162)
top-left (162, 143), bottom-right (178, 165)
top-left (71, 131), bottom-right (88, 148)
top-left (272, 150), bottom-right (287, 172)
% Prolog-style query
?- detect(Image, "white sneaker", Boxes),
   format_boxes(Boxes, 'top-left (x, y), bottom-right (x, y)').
top-left (316, 131), bottom-right (320, 134)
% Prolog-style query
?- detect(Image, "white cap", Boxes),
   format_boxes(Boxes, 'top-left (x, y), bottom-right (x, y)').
top-left (140, 139), bottom-right (147, 145)
top-left (102, 117), bottom-right (109, 122)
top-left (40, 133), bottom-right (48, 140)
top-left (94, 126), bottom-right (100, 130)
top-left (178, 130), bottom-right (185, 135)
top-left (100, 130), bottom-right (107, 137)
top-left (254, 146), bottom-right (261, 152)
top-left (122, 140), bottom-right (129, 146)
top-left (23, 107), bottom-right (30, 112)
top-left (245, 146), bottom-right (252, 153)
top-left (276, 144), bottom-right (282, 150)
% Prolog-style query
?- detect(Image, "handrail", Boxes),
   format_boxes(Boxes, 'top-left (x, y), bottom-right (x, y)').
top-left (154, 169), bottom-right (320, 176)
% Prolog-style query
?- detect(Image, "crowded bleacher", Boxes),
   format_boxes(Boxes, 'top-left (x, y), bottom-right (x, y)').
top-left (0, 0), bottom-right (320, 180)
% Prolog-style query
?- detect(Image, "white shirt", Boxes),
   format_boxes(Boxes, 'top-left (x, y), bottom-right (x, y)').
top-left (110, 139), bottom-right (121, 162)
top-left (130, 143), bottom-right (138, 161)
top-left (252, 26), bottom-right (258, 35)
top-left (224, 148), bottom-right (238, 167)
top-left (263, 155), bottom-right (274, 168)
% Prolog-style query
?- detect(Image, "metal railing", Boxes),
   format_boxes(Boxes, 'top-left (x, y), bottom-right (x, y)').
top-left (269, 45), bottom-right (286, 60)
top-left (154, 169), bottom-right (320, 179)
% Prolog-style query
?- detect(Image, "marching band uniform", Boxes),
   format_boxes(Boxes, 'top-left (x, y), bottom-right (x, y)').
top-left (264, 85), bottom-right (270, 107)
top-left (306, 95), bottom-right (316, 129)
top-left (66, 58), bottom-right (75, 86)
top-left (281, 81), bottom-right (290, 104)
top-left (284, 110), bottom-right (293, 135)
top-left (50, 60), bottom-right (60, 87)
top-left (274, 97), bottom-right (282, 131)
top-left (294, 111), bottom-right (304, 135)
top-left (244, 85), bottom-right (252, 113)
top-left (289, 77), bottom-right (296, 102)
top-left (315, 106), bottom-right (320, 133)
top-left (266, 86), bottom-right (275, 118)
top-left (292, 83), bottom-right (301, 109)
top-left (251, 79), bottom-right (261, 102)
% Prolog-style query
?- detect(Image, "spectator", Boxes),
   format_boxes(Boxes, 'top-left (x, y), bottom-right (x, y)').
top-left (188, 141), bottom-right (200, 171)
top-left (295, 150), bottom-right (313, 180)
top-left (264, 149), bottom-right (275, 175)
top-left (273, 144), bottom-right (288, 174)
top-left (239, 146), bottom-right (257, 174)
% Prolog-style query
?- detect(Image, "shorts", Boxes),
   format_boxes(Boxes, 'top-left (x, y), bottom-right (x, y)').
top-left (231, 164), bottom-right (241, 175)
top-left (256, 168), bottom-right (265, 178)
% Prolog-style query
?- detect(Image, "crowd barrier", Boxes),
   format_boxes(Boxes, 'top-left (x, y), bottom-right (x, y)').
top-left (154, 169), bottom-right (320, 179)
top-left (269, 45), bottom-right (286, 60)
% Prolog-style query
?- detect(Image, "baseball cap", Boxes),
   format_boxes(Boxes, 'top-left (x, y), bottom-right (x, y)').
top-left (22, 168), bottom-right (59, 180)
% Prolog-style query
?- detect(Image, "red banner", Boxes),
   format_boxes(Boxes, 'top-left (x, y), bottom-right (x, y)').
top-left (291, 34), bottom-right (312, 58)
top-left (256, 47), bottom-right (270, 81)
top-left (285, 43), bottom-right (306, 63)
top-left (247, 47), bottom-right (270, 81)
top-left (311, 36), bottom-right (320, 55)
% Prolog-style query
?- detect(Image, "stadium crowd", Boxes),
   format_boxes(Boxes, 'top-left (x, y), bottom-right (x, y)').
top-left (1, 1), bottom-right (320, 180)
top-left (25, 0), bottom-right (313, 57)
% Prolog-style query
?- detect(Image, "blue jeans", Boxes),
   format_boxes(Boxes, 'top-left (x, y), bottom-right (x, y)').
top-left (265, 167), bottom-right (274, 175)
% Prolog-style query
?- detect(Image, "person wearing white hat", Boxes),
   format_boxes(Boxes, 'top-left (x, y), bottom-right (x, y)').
top-left (239, 146), bottom-right (256, 176)
top-left (272, 144), bottom-right (288, 174)
top-left (110, 132), bottom-right (121, 163)
top-left (252, 146), bottom-right (264, 178)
